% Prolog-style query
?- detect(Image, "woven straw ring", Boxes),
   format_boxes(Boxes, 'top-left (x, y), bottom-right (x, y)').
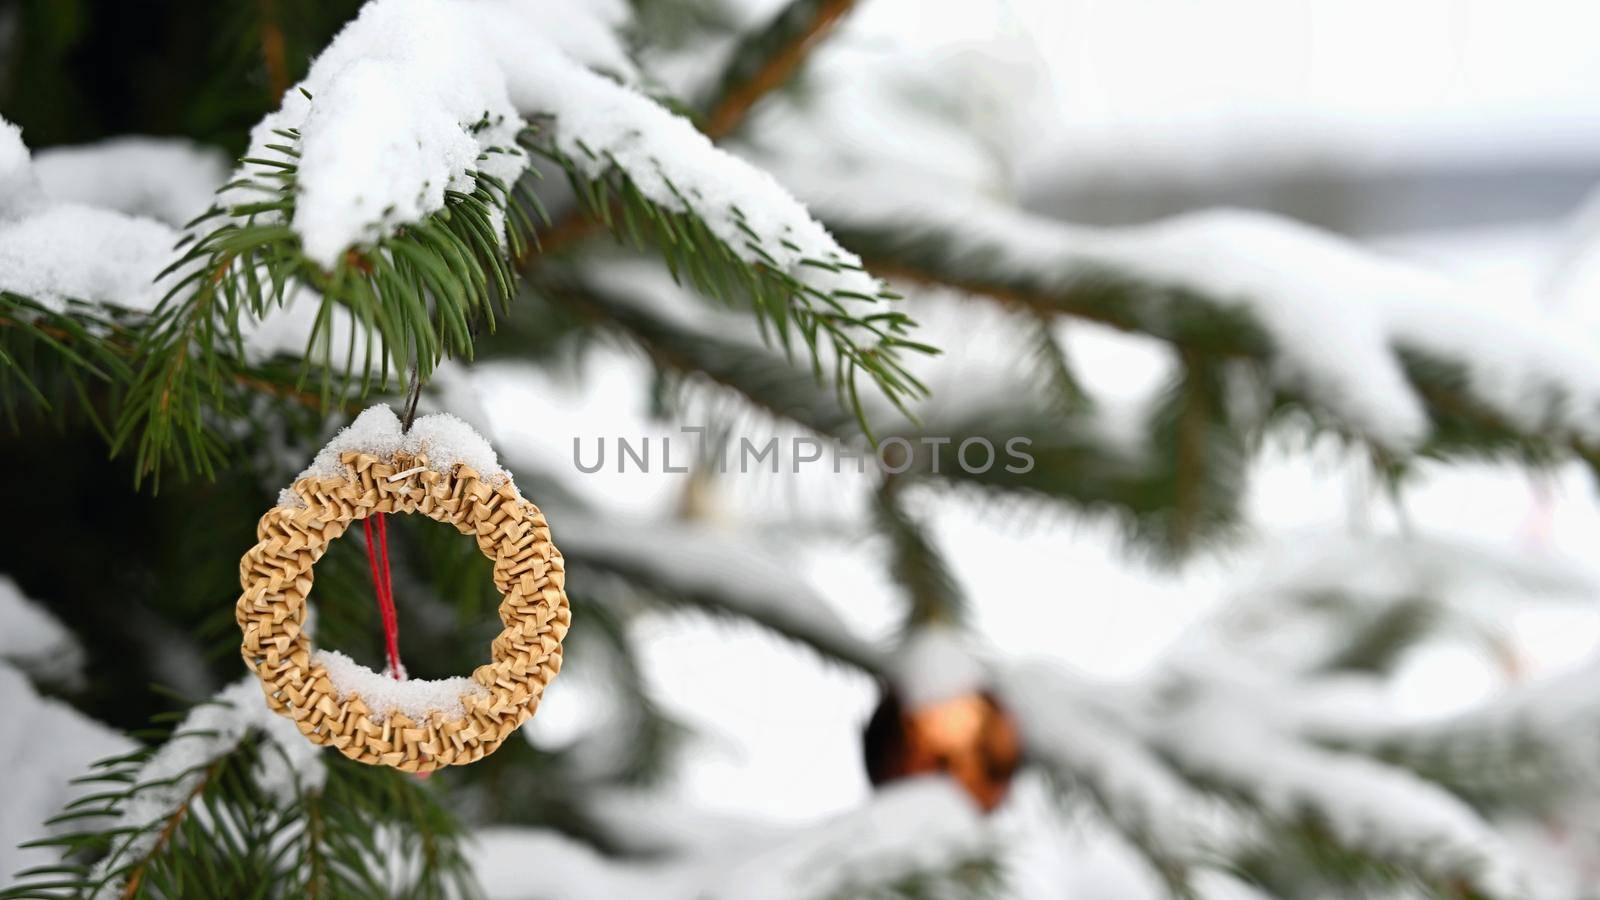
top-left (236, 450), bottom-right (569, 772)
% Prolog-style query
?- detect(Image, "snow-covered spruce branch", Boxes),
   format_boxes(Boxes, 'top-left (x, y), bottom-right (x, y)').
top-left (1191, 532), bottom-right (1596, 681)
top-left (991, 643), bottom-right (1546, 899)
top-left (558, 515), bottom-right (886, 674)
top-left (900, 355), bottom-right (1250, 555)
top-left (1056, 531), bottom-right (1600, 896)
top-left (814, 185), bottom-right (1600, 465)
top-left (874, 477), bottom-right (970, 628)
top-left (548, 268), bottom-right (1250, 555)
top-left (78, 0), bottom-right (922, 480)
top-left (1, 678), bottom-right (474, 900)
top-left (519, 100), bottom-right (930, 425)
top-left (1149, 699), bottom-right (1531, 900)
top-left (113, 126), bottom-right (528, 484)
top-left (999, 664), bottom-right (1225, 893)
top-left (469, 779), bottom-right (998, 900)
top-left (0, 292), bottom-right (133, 429)
top-left (0, 124), bottom-right (361, 446)
top-left (534, 0), bottom-right (860, 248)
top-left (251, 0), bottom-right (924, 408)
top-left (539, 272), bottom-right (867, 436)
top-left (0, 123), bottom-right (162, 422)
top-left (1332, 655), bottom-right (1600, 814)
top-left (4, 679), bottom-right (321, 899)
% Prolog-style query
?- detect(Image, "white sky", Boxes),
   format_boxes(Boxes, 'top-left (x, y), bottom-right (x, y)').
top-left (841, 0), bottom-right (1600, 177)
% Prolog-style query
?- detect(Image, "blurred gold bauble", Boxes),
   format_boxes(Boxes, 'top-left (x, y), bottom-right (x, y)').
top-left (862, 689), bottom-right (1021, 812)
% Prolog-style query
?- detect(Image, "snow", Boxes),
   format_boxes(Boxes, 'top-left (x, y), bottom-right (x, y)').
top-left (1444, 654), bottom-right (1600, 734)
top-left (470, 778), bottom-right (986, 900)
top-left (285, 404), bottom-right (508, 504)
top-left (1369, 654), bottom-right (1600, 787)
top-left (501, 54), bottom-right (886, 304)
top-left (0, 119), bottom-right (41, 217)
top-left (1142, 544), bottom-right (1599, 896)
top-left (93, 677), bottom-right (326, 894)
top-left (1191, 870), bottom-right (1275, 900)
top-left (581, 255), bottom-right (772, 345)
top-left (314, 648), bottom-right (487, 722)
top-left (0, 573), bottom-right (126, 885)
top-left (802, 180), bottom-right (1600, 452)
top-left (0, 575), bottom-right (85, 688)
top-left (1236, 532), bottom-right (1595, 606)
top-left (887, 626), bottom-right (988, 709)
top-left (1192, 532), bottom-right (1599, 676)
top-left (225, 0), bottom-right (884, 317)
top-left (505, 0), bottom-right (634, 75)
top-left (555, 514), bottom-right (881, 667)
top-left (0, 583), bottom-right (322, 891)
top-left (0, 666), bottom-right (133, 885)
top-left (473, 828), bottom-right (665, 898)
top-left (745, 41), bottom-right (1034, 198)
top-left (232, 0), bottom-right (522, 266)
top-left (0, 205), bottom-right (177, 312)
top-left (976, 532), bottom-right (1596, 897)
top-left (1157, 698), bottom-right (1535, 900)
top-left (987, 0), bottom-right (1600, 183)
top-left (1000, 662), bottom-right (1220, 858)
top-left (0, 117), bottom-right (180, 313)
top-left (724, 777), bottom-right (985, 898)
top-left (0, 123), bottom-right (378, 357)
top-left (579, 789), bottom-right (790, 856)
top-left (33, 137), bottom-right (229, 227)
top-left (229, 0), bottom-right (629, 267)
top-left (241, 293), bottom-right (375, 366)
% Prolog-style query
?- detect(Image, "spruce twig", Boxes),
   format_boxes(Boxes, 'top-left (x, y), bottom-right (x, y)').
top-left (257, 0), bottom-right (290, 104)
top-left (118, 759), bottom-right (226, 899)
top-left (524, 0), bottom-right (860, 256)
top-left (858, 253), bottom-right (1600, 470)
top-left (1173, 351), bottom-right (1210, 552)
top-left (699, 0), bottom-right (857, 140)
top-left (875, 474), bottom-right (968, 629)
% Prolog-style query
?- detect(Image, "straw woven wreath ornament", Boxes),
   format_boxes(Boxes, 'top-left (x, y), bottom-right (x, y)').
top-left (236, 406), bottom-right (569, 773)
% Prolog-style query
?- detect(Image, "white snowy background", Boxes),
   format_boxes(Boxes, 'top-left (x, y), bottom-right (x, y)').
top-left (506, 0), bottom-right (1600, 796)
top-left (9, 0), bottom-right (1600, 896)
top-left (498, 0), bottom-right (1600, 895)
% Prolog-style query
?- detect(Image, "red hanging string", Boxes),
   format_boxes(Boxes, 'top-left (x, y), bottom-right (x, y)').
top-left (362, 512), bottom-right (431, 777)
top-left (362, 513), bottom-right (403, 680)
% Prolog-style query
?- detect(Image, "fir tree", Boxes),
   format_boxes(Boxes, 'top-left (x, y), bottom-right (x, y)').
top-left (3, 1), bottom-right (1600, 898)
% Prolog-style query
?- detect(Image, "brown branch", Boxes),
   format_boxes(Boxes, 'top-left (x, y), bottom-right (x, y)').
top-left (233, 371), bottom-right (360, 412)
top-left (866, 259), bottom-right (1255, 355)
top-left (120, 759), bottom-right (226, 899)
top-left (303, 794), bottom-right (326, 898)
top-left (1173, 351), bottom-right (1209, 550)
top-left (0, 313), bottom-right (359, 414)
top-left (870, 257), bottom-right (1600, 470)
top-left (513, 208), bottom-right (598, 268)
top-left (518, 0), bottom-right (858, 269)
top-left (259, 0), bottom-right (290, 105)
top-left (702, 0), bottom-right (856, 141)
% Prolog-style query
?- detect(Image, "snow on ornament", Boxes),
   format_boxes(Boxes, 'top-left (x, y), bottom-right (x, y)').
top-left (235, 406), bottom-right (569, 773)
top-left (863, 629), bottom-right (1021, 812)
